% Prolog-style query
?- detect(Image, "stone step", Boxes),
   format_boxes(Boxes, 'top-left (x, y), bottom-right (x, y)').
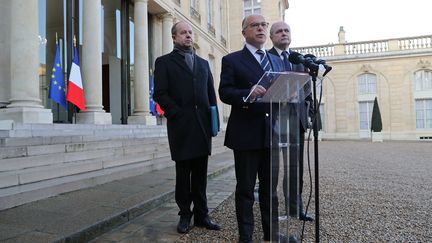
top-left (0, 151), bottom-right (235, 242)
top-left (0, 123), bottom-right (168, 138)
top-left (0, 156), bottom-right (174, 211)
top-left (0, 138), bottom-right (171, 172)
top-left (0, 131), bottom-right (228, 210)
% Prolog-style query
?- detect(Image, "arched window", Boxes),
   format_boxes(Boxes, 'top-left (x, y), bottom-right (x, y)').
top-left (244, 0), bottom-right (261, 17)
top-left (357, 73), bottom-right (377, 136)
top-left (414, 70), bottom-right (432, 129)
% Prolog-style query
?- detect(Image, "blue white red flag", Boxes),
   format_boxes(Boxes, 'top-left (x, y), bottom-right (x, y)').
top-left (66, 47), bottom-right (86, 111)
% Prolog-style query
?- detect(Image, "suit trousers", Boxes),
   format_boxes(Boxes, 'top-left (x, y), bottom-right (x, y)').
top-left (175, 156), bottom-right (209, 220)
top-left (279, 104), bottom-right (306, 216)
top-left (233, 149), bottom-right (279, 241)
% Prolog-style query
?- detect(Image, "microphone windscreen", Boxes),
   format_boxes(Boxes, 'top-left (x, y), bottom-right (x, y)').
top-left (288, 51), bottom-right (302, 64)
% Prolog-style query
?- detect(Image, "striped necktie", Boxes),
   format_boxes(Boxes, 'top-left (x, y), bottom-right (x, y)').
top-left (282, 51), bottom-right (292, 71)
top-left (256, 50), bottom-right (272, 72)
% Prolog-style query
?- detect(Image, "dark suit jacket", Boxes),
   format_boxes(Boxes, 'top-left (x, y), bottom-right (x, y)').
top-left (268, 47), bottom-right (311, 131)
top-left (219, 46), bottom-right (284, 150)
top-left (154, 51), bottom-right (217, 161)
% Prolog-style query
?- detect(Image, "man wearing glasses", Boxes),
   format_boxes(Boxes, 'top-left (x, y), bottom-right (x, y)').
top-left (219, 14), bottom-right (286, 243)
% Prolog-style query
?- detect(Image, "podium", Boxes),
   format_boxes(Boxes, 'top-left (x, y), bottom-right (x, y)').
top-left (245, 71), bottom-right (312, 242)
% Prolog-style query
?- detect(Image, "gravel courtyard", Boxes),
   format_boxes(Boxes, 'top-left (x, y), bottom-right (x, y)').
top-left (177, 140), bottom-right (432, 242)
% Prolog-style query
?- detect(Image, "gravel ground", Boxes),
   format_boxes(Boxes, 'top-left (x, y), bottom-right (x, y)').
top-left (176, 140), bottom-right (432, 242)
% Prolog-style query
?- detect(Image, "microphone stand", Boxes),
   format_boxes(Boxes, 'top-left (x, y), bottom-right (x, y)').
top-left (309, 68), bottom-right (320, 243)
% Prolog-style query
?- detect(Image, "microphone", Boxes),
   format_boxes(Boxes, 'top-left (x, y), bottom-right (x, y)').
top-left (304, 54), bottom-right (333, 77)
top-left (288, 51), bottom-right (319, 71)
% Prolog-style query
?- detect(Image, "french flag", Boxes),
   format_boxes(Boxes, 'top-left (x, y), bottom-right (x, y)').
top-left (66, 47), bottom-right (86, 111)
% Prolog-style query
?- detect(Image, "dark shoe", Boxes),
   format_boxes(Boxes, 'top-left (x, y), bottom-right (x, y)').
top-left (299, 212), bottom-right (314, 221)
top-left (177, 216), bottom-right (192, 234)
top-left (264, 233), bottom-right (289, 243)
top-left (288, 235), bottom-right (299, 242)
top-left (194, 216), bottom-right (221, 230)
top-left (278, 233), bottom-right (289, 243)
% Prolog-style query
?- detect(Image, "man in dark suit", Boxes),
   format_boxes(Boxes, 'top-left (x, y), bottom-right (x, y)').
top-left (219, 14), bottom-right (285, 243)
top-left (268, 21), bottom-right (314, 222)
top-left (153, 21), bottom-right (221, 234)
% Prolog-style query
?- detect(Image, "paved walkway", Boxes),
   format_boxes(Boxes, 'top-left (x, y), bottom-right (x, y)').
top-left (0, 151), bottom-right (235, 243)
top-left (90, 167), bottom-right (236, 243)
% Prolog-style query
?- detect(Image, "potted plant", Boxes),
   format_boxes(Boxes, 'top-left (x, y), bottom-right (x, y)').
top-left (370, 97), bottom-right (383, 142)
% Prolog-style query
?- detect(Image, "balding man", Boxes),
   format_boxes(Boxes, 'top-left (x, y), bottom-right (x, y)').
top-left (219, 14), bottom-right (285, 243)
top-left (154, 21), bottom-right (221, 234)
top-left (268, 21), bottom-right (314, 222)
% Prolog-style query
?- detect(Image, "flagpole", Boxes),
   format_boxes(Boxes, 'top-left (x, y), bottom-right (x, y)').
top-left (55, 32), bottom-right (61, 122)
top-left (72, 35), bottom-right (77, 124)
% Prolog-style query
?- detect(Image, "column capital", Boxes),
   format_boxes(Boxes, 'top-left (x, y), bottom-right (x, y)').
top-left (134, 0), bottom-right (149, 3)
top-left (158, 12), bottom-right (174, 20)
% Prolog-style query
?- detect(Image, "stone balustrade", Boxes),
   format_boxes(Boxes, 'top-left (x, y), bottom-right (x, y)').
top-left (292, 35), bottom-right (432, 58)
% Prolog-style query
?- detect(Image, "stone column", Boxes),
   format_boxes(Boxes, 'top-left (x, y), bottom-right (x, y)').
top-left (129, 0), bottom-right (155, 125)
top-left (161, 12), bottom-right (174, 55)
top-left (77, 0), bottom-right (112, 124)
top-left (0, 0), bottom-right (52, 124)
top-left (0, 0), bottom-right (11, 108)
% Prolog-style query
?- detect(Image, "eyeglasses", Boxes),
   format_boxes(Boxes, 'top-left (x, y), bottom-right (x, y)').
top-left (244, 22), bottom-right (269, 30)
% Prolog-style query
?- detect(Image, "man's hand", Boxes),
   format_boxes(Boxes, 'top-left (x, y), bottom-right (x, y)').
top-left (250, 84), bottom-right (266, 100)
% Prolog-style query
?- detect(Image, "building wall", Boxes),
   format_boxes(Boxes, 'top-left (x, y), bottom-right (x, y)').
top-left (228, 0), bottom-right (288, 52)
top-left (295, 36), bottom-right (432, 140)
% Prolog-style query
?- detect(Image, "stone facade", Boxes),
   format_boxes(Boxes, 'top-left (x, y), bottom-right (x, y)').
top-left (293, 32), bottom-right (432, 140)
top-left (1, 0), bottom-right (431, 140)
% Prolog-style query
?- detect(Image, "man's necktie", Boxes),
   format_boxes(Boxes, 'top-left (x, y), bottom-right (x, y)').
top-left (256, 50), bottom-right (272, 72)
top-left (282, 51), bottom-right (292, 71)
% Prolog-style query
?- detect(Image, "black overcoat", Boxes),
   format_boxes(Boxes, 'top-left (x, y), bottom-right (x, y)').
top-left (153, 51), bottom-right (217, 161)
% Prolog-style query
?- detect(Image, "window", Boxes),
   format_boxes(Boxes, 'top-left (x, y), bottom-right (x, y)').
top-left (244, 0), bottom-right (261, 17)
top-left (207, 0), bottom-right (213, 25)
top-left (191, 0), bottom-right (198, 8)
top-left (219, 1), bottom-right (225, 35)
top-left (415, 70), bottom-right (432, 91)
top-left (319, 103), bottom-right (325, 131)
top-left (190, 0), bottom-right (201, 22)
top-left (357, 73), bottom-right (377, 95)
top-left (206, 0), bottom-right (215, 35)
top-left (416, 99), bottom-right (432, 129)
top-left (414, 70), bottom-right (432, 129)
top-left (359, 101), bottom-right (374, 130)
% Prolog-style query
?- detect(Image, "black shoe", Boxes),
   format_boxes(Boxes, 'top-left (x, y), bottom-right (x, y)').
top-left (278, 233), bottom-right (289, 243)
top-left (177, 215), bottom-right (192, 234)
top-left (194, 216), bottom-right (221, 230)
top-left (299, 212), bottom-right (314, 221)
top-left (264, 233), bottom-right (289, 243)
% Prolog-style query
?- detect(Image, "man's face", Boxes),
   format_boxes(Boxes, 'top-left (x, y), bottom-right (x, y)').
top-left (242, 15), bottom-right (268, 48)
top-left (172, 22), bottom-right (194, 48)
top-left (270, 22), bottom-right (291, 50)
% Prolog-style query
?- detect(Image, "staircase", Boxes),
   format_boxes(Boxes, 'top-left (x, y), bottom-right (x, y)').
top-left (0, 123), bottom-right (227, 210)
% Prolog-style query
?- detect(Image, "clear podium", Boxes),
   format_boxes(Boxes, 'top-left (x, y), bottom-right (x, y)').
top-left (245, 71), bottom-right (312, 242)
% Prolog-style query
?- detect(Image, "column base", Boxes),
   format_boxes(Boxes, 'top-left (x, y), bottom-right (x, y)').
top-left (0, 107), bottom-right (53, 124)
top-left (128, 114), bottom-right (156, 125)
top-left (76, 111), bottom-right (112, 124)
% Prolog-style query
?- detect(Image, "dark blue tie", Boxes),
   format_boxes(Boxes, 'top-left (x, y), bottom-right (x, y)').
top-left (256, 50), bottom-right (272, 72)
top-left (282, 51), bottom-right (292, 71)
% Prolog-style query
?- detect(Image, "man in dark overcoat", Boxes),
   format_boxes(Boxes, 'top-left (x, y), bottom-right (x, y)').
top-left (153, 21), bottom-right (221, 234)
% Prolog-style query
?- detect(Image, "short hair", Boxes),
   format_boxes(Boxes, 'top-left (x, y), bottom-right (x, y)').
top-left (241, 17), bottom-right (248, 30)
top-left (171, 22), bottom-right (180, 35)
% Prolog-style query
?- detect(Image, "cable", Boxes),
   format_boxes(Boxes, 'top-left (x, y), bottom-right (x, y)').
top-left (301, 75), bottom-right (325, 242)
